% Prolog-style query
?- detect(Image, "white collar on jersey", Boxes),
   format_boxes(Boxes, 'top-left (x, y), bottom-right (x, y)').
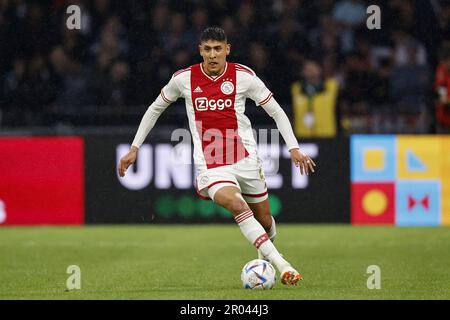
top-left (200, 62), bottom-right (228, 82)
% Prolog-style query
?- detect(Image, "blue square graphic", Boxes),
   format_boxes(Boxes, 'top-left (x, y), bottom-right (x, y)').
top-left (351, 135), bottom-right (396, 182)
top-left (396, 181), bottom-right (441, 226)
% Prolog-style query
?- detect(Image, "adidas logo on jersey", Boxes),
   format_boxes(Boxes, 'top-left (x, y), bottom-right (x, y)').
top-left (194, 86), bottom-right (203, 93)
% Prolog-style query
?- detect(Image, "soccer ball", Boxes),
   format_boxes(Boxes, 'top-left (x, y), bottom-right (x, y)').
top-left (241, 259), bottom-right (276, 289)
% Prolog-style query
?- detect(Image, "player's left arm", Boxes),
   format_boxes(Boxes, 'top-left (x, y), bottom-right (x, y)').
top-left (260, 97), bottom-right (316, 175)
top-left (246, 72), bottom-right (316, 175)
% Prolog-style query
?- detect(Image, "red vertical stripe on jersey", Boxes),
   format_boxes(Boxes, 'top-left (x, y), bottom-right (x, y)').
top-left (190, 63), bottom-right (249, 169)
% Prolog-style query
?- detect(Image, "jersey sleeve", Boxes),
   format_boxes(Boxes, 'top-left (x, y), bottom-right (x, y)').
top-left (131, 75), bottom-right (181, 149)
top-left (160, 74), bottom-right (182, 103)
top-left (246, 75), bottom-right (273, 106)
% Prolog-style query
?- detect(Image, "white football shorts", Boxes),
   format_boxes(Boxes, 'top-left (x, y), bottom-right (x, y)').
top-left (196, 156), bottom-right (268, 204)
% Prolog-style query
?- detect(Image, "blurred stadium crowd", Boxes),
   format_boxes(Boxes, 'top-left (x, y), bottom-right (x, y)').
top-left (1, 0), bottom-right (450, 135)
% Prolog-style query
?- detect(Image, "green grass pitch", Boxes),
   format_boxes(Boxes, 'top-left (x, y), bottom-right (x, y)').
top-left (1, 224), bottom-right (449, 299)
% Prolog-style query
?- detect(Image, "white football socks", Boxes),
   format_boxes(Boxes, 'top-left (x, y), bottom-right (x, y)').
top-left (267, 216), bottom-right (277, 241)
top-left (258, 216), bottom-right (277, 259)
top-left (235, 210), bottom-right (290, 272)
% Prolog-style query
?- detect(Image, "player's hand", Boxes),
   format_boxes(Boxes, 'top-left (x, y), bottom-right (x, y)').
top-left (118, 147), bottom-right (138, 177)
top-left (290, 148), bottom-right (316, 175)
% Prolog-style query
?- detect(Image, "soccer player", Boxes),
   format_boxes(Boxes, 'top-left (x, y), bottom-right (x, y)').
top-left (118, 27), bottom-right (316, 285)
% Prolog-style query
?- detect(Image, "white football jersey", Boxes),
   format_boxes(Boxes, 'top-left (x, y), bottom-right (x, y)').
top-left (160, 62), bottom-right (273, 172)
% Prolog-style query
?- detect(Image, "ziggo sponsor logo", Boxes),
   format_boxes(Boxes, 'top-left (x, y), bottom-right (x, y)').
top-left (194, 97), bottom-right (233, 111)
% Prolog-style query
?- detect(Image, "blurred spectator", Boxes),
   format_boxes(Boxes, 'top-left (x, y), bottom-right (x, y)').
top-left (388, 0), bottom-right (416, 33)
top-left (291, 59), bottom-right (339, 137)
top-left (60, 26), bottom-right (90, 64)
top-left (0, 0), bottom-right (448, 132)
top-left (20, 2), bottom-right (56, 58)
top-left (391, 29), bottom-right (428, 67)
top-left (94, 60), bottom-right (131, 109)
top-left (390, 45), bottom-right (431, 110)
top-left (172, 45), bottom-right (192, 71)
top-left (367, 56), bottom-right (393, 133)
top-left (390, 44), bottom-right (431, 133)
top-left (90, 15), bottom-right (128, 63)
top-left (437, 1), bottom-right (450, 44)
top-left (90, 0), bottom-right (113, 36)
top-left (434, 42), bottom-right (450, 133)
top-left (339, 51), bottom-right (373, 132)
top-left (2, 54), bottom-right (57, 126)
top-left (248, 42), bottom-right (273, 87)
top-left (2, 58), bottom-right (28, 125)
top-left (221, 15), bottom-right (246, 62)
top-left (332, 0), bottom-right (366, 26)
top-left (332, 0), bottom-right (366, 53)
top-left (268, 17), bottom-right (310, 104)
top-left (309, 14), bottom-right (339, 58)
top-left (160, 12), bottom-right (196, 55)
top-left (190, 7), bottom-right (209, 36)
top-left (48, 46), bottom-right (93, 114)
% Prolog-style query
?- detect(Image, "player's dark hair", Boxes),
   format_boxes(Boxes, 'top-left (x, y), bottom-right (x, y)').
top-left (200, 26), bottom-right (228, 43)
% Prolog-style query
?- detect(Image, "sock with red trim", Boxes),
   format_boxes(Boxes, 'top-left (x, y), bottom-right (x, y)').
top-left (235, 209), bottom-right (289, 272)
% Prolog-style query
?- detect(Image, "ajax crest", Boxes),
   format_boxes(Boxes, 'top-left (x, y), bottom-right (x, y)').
top-left (200, 176), bottom-right (209, 186)
top-left (221, 81), bottom-right (234, 95)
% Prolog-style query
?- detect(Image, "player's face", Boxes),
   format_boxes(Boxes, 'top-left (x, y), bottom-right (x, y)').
top-left (199, 40), bottom-right (230, 76)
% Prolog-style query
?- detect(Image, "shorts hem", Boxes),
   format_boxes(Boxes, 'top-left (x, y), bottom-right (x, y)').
top-left (197, 180), bottom-right (239, 200)
top-left (242, 190), bottom-right (269, 203)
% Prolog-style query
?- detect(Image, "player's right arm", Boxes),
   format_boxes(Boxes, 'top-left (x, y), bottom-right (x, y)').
top-left (118, 75), bottom-right (181, 177)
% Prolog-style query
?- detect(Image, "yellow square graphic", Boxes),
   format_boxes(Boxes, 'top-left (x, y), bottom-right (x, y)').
top-left (363, 148), bottom-right (385, 170)
top-left (441, 136), bottom-right (450, 226)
